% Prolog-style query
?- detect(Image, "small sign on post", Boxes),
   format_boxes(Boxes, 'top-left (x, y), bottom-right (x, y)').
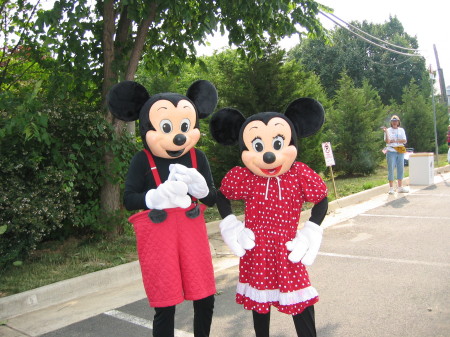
top-left (321, 142), bottom-right (338, 198)
top-left (321, 142), bottom-right (335, 166)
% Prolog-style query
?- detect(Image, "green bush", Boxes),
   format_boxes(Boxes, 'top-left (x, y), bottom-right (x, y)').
top-left (0, 95), bottom-right (138, 269)
top-left (326, 74), bottom-right (386, 175)
top-left (438, 143), bottom-right (448, 155)
top-left (0, 162), bottom-right (75, 268)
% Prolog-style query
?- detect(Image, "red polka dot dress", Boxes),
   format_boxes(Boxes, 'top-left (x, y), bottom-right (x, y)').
top-left (220, 162), bottom-right (328, 315)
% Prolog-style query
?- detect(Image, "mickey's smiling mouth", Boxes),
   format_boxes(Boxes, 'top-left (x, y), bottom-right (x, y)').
top-left (166, 149), bottom-right (185, 157)
top-left (260, 166), bottom-right (282, 176)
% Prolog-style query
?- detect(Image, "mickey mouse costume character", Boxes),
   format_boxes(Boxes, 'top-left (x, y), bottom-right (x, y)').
top-left (107, 80), bottom-right (218, 337)
top-left (210, 98), bottom-right (328, 337)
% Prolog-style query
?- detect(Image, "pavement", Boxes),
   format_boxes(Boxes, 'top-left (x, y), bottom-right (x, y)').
top-left (1, 164), bottom-right (450, 337)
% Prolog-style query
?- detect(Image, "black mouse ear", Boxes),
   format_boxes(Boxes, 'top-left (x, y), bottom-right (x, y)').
top-left (210, 108), bottom-right (246, 145)
top-left (284, 98), bottom-right (325, 138)
top-left (106, 81), bottom-right (150, 122)
top-left (186, 80), bottom-right (218, 119)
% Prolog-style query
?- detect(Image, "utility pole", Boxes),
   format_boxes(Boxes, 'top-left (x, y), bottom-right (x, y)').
top-left (434, 44), bottom-right (448, 105)
top-left (429, 68), bottom-right (439, 165)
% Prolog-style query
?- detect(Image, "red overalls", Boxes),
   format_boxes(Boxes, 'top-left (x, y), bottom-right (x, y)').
top-left (129, 149), bottom-right (216, 307)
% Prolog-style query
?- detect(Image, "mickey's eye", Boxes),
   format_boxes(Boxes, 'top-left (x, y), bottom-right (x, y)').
top-left (180, 118), bottom-right (191, 133)
top-left (273, 135), bottom-right (285, 150)
top-left (252, 138), bottom-right (264, 152)
top-left (160, 119), bottom-right (173, 133)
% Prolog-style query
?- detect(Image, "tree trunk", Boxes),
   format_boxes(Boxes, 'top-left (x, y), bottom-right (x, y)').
top-left (101, 0), bottom-right (116, 101)
top-left (100, 0), bottom-right (122, 231)
top-left (125, 2), bottom-right (157, 80)
top-left (123, 3), bottom-right (157, 136)
top-left (99, 1), bottom-right (157, 231)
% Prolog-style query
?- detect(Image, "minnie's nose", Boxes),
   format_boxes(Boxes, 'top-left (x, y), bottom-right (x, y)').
top-left (263, 152), bottom-right (276, 164)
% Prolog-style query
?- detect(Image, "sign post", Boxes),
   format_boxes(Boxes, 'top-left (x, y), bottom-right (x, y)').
top-left (321, 142), bottom-right (338, 199)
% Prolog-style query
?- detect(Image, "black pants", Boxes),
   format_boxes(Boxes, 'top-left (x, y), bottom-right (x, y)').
top-left (252, 305), bottom-right (316, 337)
top-left (153, 295), bottom-right (215, 337)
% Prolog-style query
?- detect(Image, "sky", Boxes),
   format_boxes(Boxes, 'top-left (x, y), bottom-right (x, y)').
top-left (196, 0), bottom-right (449, 94)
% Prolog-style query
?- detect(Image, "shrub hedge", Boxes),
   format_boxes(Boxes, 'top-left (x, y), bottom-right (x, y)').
top-left (0, 97), bottom-right (138, 269)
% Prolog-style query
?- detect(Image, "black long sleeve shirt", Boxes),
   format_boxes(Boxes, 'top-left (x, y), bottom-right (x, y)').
top-left (123, 149), bottom-right (217, 211)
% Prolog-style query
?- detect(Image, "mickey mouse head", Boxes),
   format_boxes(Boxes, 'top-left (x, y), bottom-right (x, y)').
top-left (210, 98), bottom-right (325, 178)
top-left (107, 80), bottom-right (218, 158)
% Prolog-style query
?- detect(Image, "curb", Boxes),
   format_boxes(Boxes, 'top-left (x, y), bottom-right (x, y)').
top-left (2, 164), bottom-right (449, 321)
top-left (0, 261), bottom-right (142, 321)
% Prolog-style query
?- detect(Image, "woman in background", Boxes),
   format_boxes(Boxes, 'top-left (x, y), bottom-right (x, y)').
top-left (383, 115), bottom-right (409, 194)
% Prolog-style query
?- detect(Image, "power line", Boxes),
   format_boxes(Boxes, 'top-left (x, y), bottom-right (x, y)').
top-left (369, 58), bottom-right (412, 67)
top-left (320, 11), bottom-right (422, 57)
top-left (327, 12), bottom-right (422, 52)
top-left (319, 11), bottom-right (424, 58)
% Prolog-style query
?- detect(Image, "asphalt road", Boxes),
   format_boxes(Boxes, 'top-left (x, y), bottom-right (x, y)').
top-left (2, 171), bottom-right (449, 337)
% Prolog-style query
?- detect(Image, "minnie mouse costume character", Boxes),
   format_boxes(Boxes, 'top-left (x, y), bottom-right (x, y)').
top-left (107, 80), bottom-right (218, 337)
top-left (210, 98), bottom-right (328, 337)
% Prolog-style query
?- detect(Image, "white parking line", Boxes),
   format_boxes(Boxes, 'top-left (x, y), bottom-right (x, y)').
top-left (104, 309), bottom-right (194, 337)
top-left (102, 259), bottom-right (240, 336)
top-left (319, 252), bottom-right (450, 267)
top-left (360, 214), bottom-right (450, 220)
top-left (407, 193), bottom-right (450, 197)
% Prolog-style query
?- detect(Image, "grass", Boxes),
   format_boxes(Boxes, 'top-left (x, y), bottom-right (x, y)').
top-left (1, 154), bottom-right (447, 298)
top-left (325, 165), bottom-right (389, 201)
top-left (0, 230), bottom-right (138, 297)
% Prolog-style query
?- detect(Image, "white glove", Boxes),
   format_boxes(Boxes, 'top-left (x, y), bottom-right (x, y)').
top-left (145, 180), bottom-right (191, 210)
top-left (169, 164), bottom-right (209, 199)
top-left (219, 214), bottom-right (255, 257)
top-left (286, 221), bottom-right (323, 265)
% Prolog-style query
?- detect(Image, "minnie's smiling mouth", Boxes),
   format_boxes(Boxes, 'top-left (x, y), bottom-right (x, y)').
top-left (260, 166), bottom-right (282, 176)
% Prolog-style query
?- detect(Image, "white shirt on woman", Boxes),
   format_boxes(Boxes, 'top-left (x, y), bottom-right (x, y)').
top-left (384, 127), bottom-right (407, 152)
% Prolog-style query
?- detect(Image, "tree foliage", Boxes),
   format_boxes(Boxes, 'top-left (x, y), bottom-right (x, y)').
top-left (289, 16), bottom-right (429, 105)
top-left (0, 0), bottom-right (52, 101)
top-left (399, 81), bottom-right (435, 152)
top-left (326, 72), bottom-right (386, 175)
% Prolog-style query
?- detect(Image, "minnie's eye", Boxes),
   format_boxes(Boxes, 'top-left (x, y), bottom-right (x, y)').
top-left (273, 135), bottom-right (284, 150)
top-left (160, 119), bottom-right (173, 133)
top-left (180, 118), bottom-right (191, 133)
top-left (252, 138), bottom-right (264, 152)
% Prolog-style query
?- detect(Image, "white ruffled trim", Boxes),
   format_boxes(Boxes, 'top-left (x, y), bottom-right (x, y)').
top-left (236, 282), bottom-right (318, 306)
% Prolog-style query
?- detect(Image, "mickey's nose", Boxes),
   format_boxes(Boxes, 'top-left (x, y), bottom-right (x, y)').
top-left (263, 152), bottom-right (276, 164)
top-left (173, 134), bottom-right (186, 146)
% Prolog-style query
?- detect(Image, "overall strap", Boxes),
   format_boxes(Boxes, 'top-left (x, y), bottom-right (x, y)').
top-left (189, 148), bottom-right (197, 169)
top-left (143, 149), bottom-right (162, 186)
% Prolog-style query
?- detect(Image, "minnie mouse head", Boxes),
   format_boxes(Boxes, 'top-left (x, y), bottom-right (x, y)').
top-left (107, 80), bottom-right (218, 158)
top-left (210, 98), bottom-right (324, 178)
